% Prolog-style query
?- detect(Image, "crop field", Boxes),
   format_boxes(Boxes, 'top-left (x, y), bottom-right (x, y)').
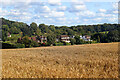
top-left (2, 43), bottom-right (119, 78)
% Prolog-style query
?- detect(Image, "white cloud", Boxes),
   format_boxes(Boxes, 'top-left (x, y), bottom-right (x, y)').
top-left (108, 17), bottom-right (117, 22)
top-left (35, 5), bottom-right (51, 13)
top-left (113, 3), bottom-right (118, 10)
top-left (57, 6), bottom-right (67, 11)
top-left (69, 4), bottom-right (87, 12)
top-left (113, 10), bottom-right (118, 14)
top-left (99, 9), bottom-right (106, 13)
top-left (76, 10), bottom-right (96, 17)
top-left (49, 11), bottom-right (64, 17)
top-left (48, 0), bottom-right (61, 6)
top-left (71, 0), bottom-right (84, 5)
top-left (1, 0), bottom-right (32, 7)
top-left (57, 17), bottom-right (66, 21)
top-left (92, 18), bottom-right (103, 22)
top-left (42, 6), bottom-right (51, 12)
top-left (98, 13), bottom-right (115, 17)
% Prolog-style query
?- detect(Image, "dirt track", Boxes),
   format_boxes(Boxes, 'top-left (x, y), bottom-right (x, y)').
top-left (2, 43), bottom-right (119, 78)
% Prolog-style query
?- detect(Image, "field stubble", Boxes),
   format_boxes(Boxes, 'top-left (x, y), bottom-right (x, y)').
top-left (2, 43), bottom-right (119, 78)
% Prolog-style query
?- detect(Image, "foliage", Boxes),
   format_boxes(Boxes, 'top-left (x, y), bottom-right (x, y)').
top-left (47, 34), bottom-right (56, 45)
top-left (21, 36), bottom-right (32, 48)
top-left (1, 18), bottom-right (120, 48)
top-left (64, 42), bottom-right (71, 45)
top-left (54, 42), bottom-right (64, 46)
top-left (2, 42), bottom-right (16, 49)
top-left (70, 38), bottom-right (76, 45)
top-left (15, 43), bottom-right (25, 48)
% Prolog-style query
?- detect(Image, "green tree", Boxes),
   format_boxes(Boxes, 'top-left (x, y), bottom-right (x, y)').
top-left (39, 24), bottom-right (49, 33)
top-left (2, 25), bottom-right (9, 31)
top-left (47, 34), bottom-right (56, 46)
top-left (30, 22), bottom-right (38, 34)
top-left (10, 26), bottom-right (20, 34)
top-left (74, 36), bottom-right (81, 44)
top-left (2, 25), bottom-right (9, 41)
top-left (2, 30), bottom-right (8, 41)
top-left (70, 38), bottom-right (76, 45)
top-left (21, 36), bottom-right (31, 48)
top-left (107, 30), bottom-right (119, 42)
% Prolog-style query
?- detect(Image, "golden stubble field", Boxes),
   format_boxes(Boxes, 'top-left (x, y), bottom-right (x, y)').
top-left (2, 43), bottom-right (119, 78)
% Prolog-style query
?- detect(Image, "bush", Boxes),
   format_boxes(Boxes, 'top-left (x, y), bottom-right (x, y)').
top-left (70, 38), bottom-right (76, 45)
top-left (15, 43), bottom-right (25, 48)
top-left (90, 41), bottom-right (97, 44)
top-left (64, 42), bottom-right (71, 45)
top-left (54, 42), bottom-right (64, 46)
top-left (31, 41), bottom-right (39, 47)
top-left (2, 42), bottom-right (16, 49)
top-left (41, 43), bottom-right (48, 46)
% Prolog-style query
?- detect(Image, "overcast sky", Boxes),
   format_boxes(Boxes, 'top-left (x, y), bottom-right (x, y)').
top-left (0, 0), bottom-right (119, 26)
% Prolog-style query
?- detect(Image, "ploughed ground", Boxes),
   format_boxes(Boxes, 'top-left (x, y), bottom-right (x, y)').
top-left (2, 43), bottom-right (119, 78)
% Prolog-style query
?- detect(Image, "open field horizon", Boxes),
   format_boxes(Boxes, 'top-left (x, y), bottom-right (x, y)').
top-left (2, 42), bottom-right (119, 78)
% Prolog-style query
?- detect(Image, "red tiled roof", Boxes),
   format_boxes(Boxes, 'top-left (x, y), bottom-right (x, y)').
top-left (60, 35), bottom-right (69, 37)
top-left (31, 37), bottom-right (36, 41)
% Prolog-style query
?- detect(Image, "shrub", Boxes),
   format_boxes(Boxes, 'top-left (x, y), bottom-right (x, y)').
top-left (41, 43), bottom-right (48, 46)
top-left (2, 42), bottom-right (16, 49)
top-left (31, 41), bottom-right (39, 47)
top-left (54, 42), bottom-right (64, 46)
top-left (70, 38), bottom-right (76, 45)
top-left (15, 43), bottom-right (25, 48)
top-left (64, 42), bottom-right (71, 45)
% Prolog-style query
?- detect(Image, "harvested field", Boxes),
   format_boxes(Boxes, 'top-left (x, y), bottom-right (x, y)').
top-left (2, 43), bottom-right (119, 78)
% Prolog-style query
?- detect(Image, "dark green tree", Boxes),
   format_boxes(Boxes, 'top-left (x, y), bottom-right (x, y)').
top-left (30, 22), bottom-right (38, 34)
top-left (47, 34), bottom-right (56, 46)
top-left (70, 38), bottom-right (76, 45)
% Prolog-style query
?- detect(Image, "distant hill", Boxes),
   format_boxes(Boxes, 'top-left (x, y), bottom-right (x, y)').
top-left (1, 17), bottom-right (120, 49)
top-left (1, 18), bottom-right (119, 37)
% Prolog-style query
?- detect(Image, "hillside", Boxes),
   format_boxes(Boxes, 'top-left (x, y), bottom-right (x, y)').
top-left (1, 18), bottom-right (120, 48)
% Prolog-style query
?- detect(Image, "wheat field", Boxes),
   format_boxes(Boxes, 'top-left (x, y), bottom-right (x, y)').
top-left (2, 43), bottom-right (119, 78)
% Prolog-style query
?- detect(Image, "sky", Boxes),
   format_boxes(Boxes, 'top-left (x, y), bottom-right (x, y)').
top-left (0, 0), bottom-right (119, 26)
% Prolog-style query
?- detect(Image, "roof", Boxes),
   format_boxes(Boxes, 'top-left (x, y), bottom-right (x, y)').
top-left (31, 37), bottom-right (36, 41)
top-left (8, 32), bottom-right (11, 36)
top-left (28, 37), bottom-right (31, 40)
top-left (60, 35), bottom-right (69, 37)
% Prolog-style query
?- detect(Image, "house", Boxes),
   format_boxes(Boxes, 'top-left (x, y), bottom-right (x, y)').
top-left (8, 32), bottom-right (11, 37)
top-left (80, 35), bottom-right (83, 39)
top-left (38, 35), bottom-right (47, 43)
top-left (56, 36), bottom-right (60, 42)
top-left (31, 37), bottom-right (36, 41)
top-left (28, 37), bottom-right (31, 40)
top-left (82, 35), bottom-right (91, 41)
top-left (60, 35), bottom-right (70, 43)
top-left (36, 40), bottom-right (40, 43)
top-left (56, 38), bottom-right (59, 42)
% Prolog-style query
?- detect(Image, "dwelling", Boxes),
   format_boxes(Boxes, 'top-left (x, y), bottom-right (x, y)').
top-left (39, 35), bottom-right (47, 43)
top-left (28, 37), bottom-right (31, 40)
top-left (8, 32), bottom-right (11, 37)
top-left (56, 38), bottom-right (59, 42)
top-left (60, 35), bottom-right (70, 43)
top-left (31, 37), bottom-right (36, 41)
top-left (56, 36), bottom-right (60, 42)
top-left (80, 35), bottom-right (83, 39)
top-left (36, 40), bottom-right (40, 43)
top-left (82, 35), bottom-right (91, 41)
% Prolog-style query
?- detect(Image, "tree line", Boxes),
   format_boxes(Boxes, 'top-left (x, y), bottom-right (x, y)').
top-left (0, 18), bottom-right (120, 48)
